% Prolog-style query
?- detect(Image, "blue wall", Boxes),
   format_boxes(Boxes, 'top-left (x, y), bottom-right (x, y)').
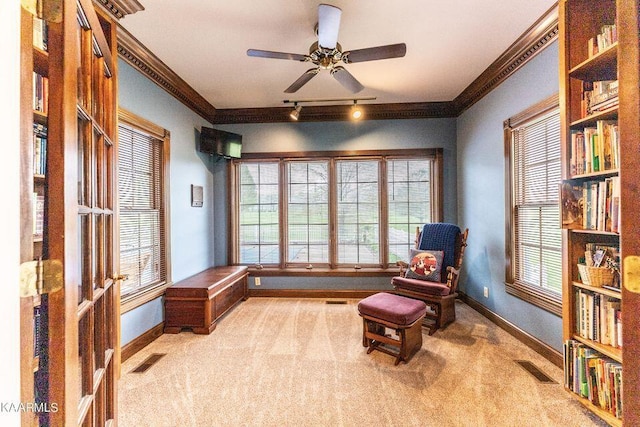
top-left (456, 40), bottom-right (562, 350)
top-left (117, 39), bottom-right (564, 353)
top-left (212, 118), bottom-right (458, 290)
top-left (118, 60), bottom-right (217, 346)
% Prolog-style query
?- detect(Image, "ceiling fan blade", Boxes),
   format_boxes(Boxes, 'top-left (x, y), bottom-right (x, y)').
top-left (317, 4), bottom-right (341, 49)
top-left (331, 66), bottom-right (364, 93)
top-left (343, 43), bottom-right (407, 63)
top-left (284, 68), bottom-right (320, 93)
top-left (247, 49), bottom-right (307, 62)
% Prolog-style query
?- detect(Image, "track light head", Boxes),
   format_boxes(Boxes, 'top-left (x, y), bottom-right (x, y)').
top-left (351, 100), bottom-right (362, 120)
top-left (290, 103), bottom-right (302, 120)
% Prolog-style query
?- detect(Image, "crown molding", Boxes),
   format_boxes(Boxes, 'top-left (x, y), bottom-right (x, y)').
top-left (116, 25), bottom-right (217, 123)
top-left (94, 0), bottom-right (144, 20)
top-left (452, 3), bottom-right (559, 115)
top-left (210, 102), bottom-right (458, 124)
top-left (115, 3), bottom-right (558, 124)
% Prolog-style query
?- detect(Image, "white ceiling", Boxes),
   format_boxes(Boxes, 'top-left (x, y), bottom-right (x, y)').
top-left (119, 1), bottom-right (557, 109)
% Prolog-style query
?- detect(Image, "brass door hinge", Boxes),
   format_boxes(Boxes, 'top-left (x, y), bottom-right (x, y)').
top-left (20, 259), bottom-right (63, 297)
top-left (624, 256), bottom-right (640, 294)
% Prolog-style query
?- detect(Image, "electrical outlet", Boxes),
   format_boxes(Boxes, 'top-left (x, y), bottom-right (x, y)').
top-left (255, 277), bottom-right (261, 286)
top-left (483, 286), bottom-right (489, 298)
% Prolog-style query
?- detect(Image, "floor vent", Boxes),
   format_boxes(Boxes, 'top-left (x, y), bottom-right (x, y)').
top-left (326, 300), bottom-right (348, 304)
top-left (514, 360), bottom-right (557, 383)
top-left (131, 353), bottom-right (166, 374)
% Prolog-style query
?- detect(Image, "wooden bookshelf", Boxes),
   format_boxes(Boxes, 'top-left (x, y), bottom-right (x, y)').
top-left (560, 0), bottom-right (640, 424)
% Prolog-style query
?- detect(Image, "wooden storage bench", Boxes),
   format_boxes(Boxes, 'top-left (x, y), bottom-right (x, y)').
top-left (164, 266), bottom-right (248, 334)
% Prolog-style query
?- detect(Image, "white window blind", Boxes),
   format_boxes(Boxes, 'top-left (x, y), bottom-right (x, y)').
top-left (118, 124), bottom-right (166, 297)
top-left (512, 110), bottom-right (562, 295)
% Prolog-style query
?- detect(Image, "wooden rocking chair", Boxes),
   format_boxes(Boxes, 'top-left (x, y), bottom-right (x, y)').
top-left (391, 223), bottom-right (468, 335)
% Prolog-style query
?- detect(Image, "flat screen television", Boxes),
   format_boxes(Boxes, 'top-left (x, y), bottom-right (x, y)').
top-left (200, 127), bottom-right (243, 158)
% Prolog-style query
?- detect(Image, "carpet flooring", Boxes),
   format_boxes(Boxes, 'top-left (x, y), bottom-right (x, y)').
top-left (118, 298), bottom-right (606, 426)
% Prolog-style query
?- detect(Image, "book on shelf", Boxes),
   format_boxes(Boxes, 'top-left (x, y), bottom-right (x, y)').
top-left (561, 182), bottom-right (583, 229)
top-left (564, 339), bottom-right (622, 419)
top-left (32, 72), bottom-right (49, 115)
top-left (33, 123), bottom-right (47, 176)
top-left (561, 176), bottom-right (619, 232)
top-left (587, 23), bottom-right (618, 58)
top-left (33, 305), bottom-right (41, 357)
top-left (32, 192), bottom-right (45, 239)
top-left (32, 16), bottom-right (48, 51)
top-left (569, 121), bottom-right (619, 175)
top-left (575, 288), bottom-right (621, 346)
top-left (582, 80), bottom-right (619, 117)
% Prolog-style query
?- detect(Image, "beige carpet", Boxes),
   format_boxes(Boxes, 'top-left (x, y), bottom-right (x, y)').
top-left (118, 298), bottom-right (605, 427)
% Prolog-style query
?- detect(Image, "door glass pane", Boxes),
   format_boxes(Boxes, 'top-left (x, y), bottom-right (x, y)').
top-left (77, 117), bottom-right (91, 206)
top-left (78, 214), bottom-right (90, 304)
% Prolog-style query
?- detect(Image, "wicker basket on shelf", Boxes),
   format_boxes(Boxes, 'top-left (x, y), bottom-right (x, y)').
top-left (577, 264), bottom-right (614, 288)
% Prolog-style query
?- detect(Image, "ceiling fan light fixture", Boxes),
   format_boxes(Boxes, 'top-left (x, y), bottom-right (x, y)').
top-left (290, 103), bottom-right (302, 120)
top-left (351, 100), bottom-right (362, 120)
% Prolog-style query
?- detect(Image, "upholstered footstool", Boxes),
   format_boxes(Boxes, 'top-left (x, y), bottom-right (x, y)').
top-left (357, 292), bottom-right (427, 365)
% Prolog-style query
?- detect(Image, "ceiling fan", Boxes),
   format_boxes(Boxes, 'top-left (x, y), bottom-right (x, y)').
top-left (247, 4), bottom-right (407, 94)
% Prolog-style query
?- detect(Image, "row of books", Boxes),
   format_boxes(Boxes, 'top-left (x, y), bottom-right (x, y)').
top-left (587, 23), bottom-right (617, 58)
top-left (560, 176), bottom-right (619, 232)
top-left (33, 16), bottom-right (48, 51)
top-left (581, 80), bottom-right (618, 118)
top-left (569, 120), bottom-right (619, 175)
top-left (575, 288), bottom-right (621, 347)
top-left (33, 72), bottom-right (49, 115)
top-left (33, 123), bottom-right (47, 176)
top-left (32, 192), bottom-right (45, 239)
top-left (564, 340), bottom-right (622, 419)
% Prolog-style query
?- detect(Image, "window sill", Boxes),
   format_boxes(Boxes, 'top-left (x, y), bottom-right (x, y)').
top-left (121, 281), bottom-right (173, 314)
top-left (249, 267), bottom-right (401, 277)
top-left (505, 280), bottom-right (562, 317)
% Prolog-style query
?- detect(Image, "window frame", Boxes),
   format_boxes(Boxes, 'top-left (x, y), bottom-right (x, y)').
top-left (504, 94), bottom-right (562, 316)
top-left (229, 148), bottom-right (443, 275)
top-left (117, 109), bottom-right (172, 313)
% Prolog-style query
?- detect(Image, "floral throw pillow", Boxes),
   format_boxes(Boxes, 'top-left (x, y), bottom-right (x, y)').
top-left (405, 249), bottom-right (444, 282)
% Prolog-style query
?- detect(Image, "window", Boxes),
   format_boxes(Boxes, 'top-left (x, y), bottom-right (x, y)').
top-left (387, 159), bottom-right (433, 262)
top-left (117, 110), bottom-right (170, 311)
top-left (231, 149), bottom-right (442, 271)
top-left (287, 161), bottom-right (329, 264)
top-left (505, 94), bottom-right (562, 315)
top-left (336, 160), bottom-right (380, 264)
top-left (239, 162), bottom-right (280, 264)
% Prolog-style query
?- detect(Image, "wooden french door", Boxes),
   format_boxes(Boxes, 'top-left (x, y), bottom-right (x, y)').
top-left (20, 0), bottom-right (119, 425)
top-left (74, 1), bottom-right (119, 423)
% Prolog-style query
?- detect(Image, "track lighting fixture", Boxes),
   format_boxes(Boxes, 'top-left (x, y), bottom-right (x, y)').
top-left (290, 103), bottom-right (302, 120)
top-left (351, 100), bottom-right (362, 120)
top-left (284, 97), bottom-right (375, 121)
